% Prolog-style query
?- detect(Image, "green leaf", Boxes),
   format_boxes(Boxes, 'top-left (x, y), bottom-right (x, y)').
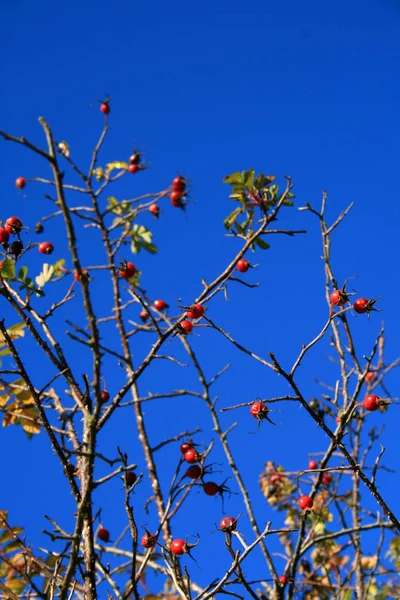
top-left (0, 259), bottom-right (15, 279)
top-left (130, 224), bottom-right (157, 255)
top-left (223, 207), bottom-right (242, 230)
top-left (255, 237), bottom-right (271, 250)
top-left (18, 266), bottom-right (28, 280)
top-left (242, 169), bottom-right (255, 187)
top-left (223, 172), bottom-right (244, 185)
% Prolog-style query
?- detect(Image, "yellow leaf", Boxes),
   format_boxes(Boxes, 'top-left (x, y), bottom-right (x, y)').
top-left (105, 161), bottom-right (129, 174)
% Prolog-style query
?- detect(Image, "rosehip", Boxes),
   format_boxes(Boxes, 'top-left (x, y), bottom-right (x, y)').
top-left (185, 465), bottom-right (202, 479)
top-left (308, 460), bottom-right (318, 470)
top-left (0, 228), bottom-right (10, 244)
top-left (100, 103), bottom-right (110, 115)
top-left (279, 575), bottom-right (287, 585)
top-left (354, 297), bottom-right (379, 314)
top-left (154, 299), bottom-right (168, 310)
top-left (322, 473), bottom-right (333, 485)
top-left (119, 262), bottom-right (136, 279)
top-left (330, 289), bottom-right (348, 306)
top-left (170, 539), bottom-right (186, 555)
top-left (128, 164), bottom-right (139, 174)
top-left (170, 191), bottom-right (183, 207)
top-left (141, 532), bottom-right (157, 548)
top-left (219, 516), bottom-right (237, 532)
top-left (237, 258), bottom-right (250, 273)
top-left (4, 216), bottom-right (23, 234)
top-left (184, 448), bottom-right (200, 464)
top-left (363, 394), bottom-right (380, 411)
top-left (172, 176), bottom-right (186, 193)
top-left (269, 473), bottom-right (283, 485)
top-left (186, 304), bottom-right (204, 319)
top-left (38, 242), bottom-right (54, 255)
top-left (15, 177), bottom-right (26, 189)
top-left (100, 390), bottom-right (110, 403)
top-left (125, 471), bottom-right (137, 486)
top-left (139, 309), bottom-right (149, 322)
top-left (149, 204), bottom-right (160, 217)
top-left (365, 371), bottom-right (376, 383)
top-left (250, 401), bottom-right (269, 420)
top-left (180, 442), bottom-right (193, 453)
top-left (10, 240), bottom-right (23, 258)
top-left (180, 319), bottom-right (193, 334)
top-left (297, 495), bottom-right (313, 510)
top-left (74, 270), bottom-right (89, 283)
top-left (98, 527), bottom-right (110, 542)
top-left (203, 481), bottom-right (219, 496)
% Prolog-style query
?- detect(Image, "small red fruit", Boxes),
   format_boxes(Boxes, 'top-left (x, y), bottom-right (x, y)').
top-left (125, 471), bottom-right (137, 486)
top-left (297, 495), bottom-right (313, 510)
top-left (172, 176), bottom-right (186, 193)
top-left (100, 103), bottom-right (110, 115)
top-left (365, 371), bottom-right (376, 383)
top-left (149, 204), bottom-right (160, 217)
top-left (269, 473), bottom-right (283, 485)
top-left (154, 299), bottom-right (168, 310)
top-left (184, 448), bottom-right (200, 464)
top-left (139, 309), bottom-right (149, 322)
top-left (354, 297), bottom-right (379, 314)
top-left (170, 539), bottom-right (186, 555)
top-left (219, 516), bottom-right (237, 532)
top-left (180, 320), bottom-right (193, 334)
top-left (141, 532), bottom-right (157, 548)
top-left (98, 527), bottom-right (110, 542)
top-left (330, 289), bottom-right (348, 306)
top-left (180, 442), bottom-right (193, 453)
top-left (279, 575), bottom-right (287, 585)
top-left (74, 270), bottom-right (89, 283)
top-left (185, 465), bottom-right (202, 479)
top-left (237, 258), bottom-right (250, 273)
top-left (250, 401), bottom-right (269, 420)
top-left (10, 240), bottom-right (23, 257)
top-left (308, 460), bottom-right (318, 470)
top-left (0, 228), bottom-right (10, 244)
top-left (322, 473), bottom-right (333, 485)
top-left (38, 242), bottom-right (54, 255)
top-left (170, 191), bottom-right (183, 207)
top-left (128, 164), bottom-right (139, 174)
top-left (15, 177), bottom-right (26, 189)
top-left (4, 216), bottom-right (23, 234)
top-left (363, 394), bottom-right (380, 411)
top-left (119, 262), bottom-right (136, 279)
top-left (203, 481), bottom-right (220, 496)
top-left (186, 304), bottom-right (204, 319)
top-left (100, 390), bottom-right (110, 403)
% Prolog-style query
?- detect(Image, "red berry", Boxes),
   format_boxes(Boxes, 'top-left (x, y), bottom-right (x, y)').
top-left (98, 527), bottom-right (110, 542)
top-left (141, 532), bottom-right (157, 548)
top-left (38, 242), bottom-right (54, 255)
top-left (237, 258), bottom-right (250, 273)
top-left (170, 539), bottom-right (186, 555)
top-left (119, 262), bottom-right (136, 279)
top-left (154, 299), bottom-right (168, 310)
top-left (308, 460), bottom-right (318, 470)
top-left (15, 177), bottom-right (26, 189)
top-left (100, 103), bottom-right (110, 115)
top-left (10, 240), bottom-right (23, 257)
top-left (139, 309), bottom-right (149, 322)
top-left (149, 204), bottom-right (160, 217)
top-left (4, 216), bottom-right (23, 234)
top-left (172, 176), bottom-right (186, 193)
top-left (170, 191), bottom-right (183, 207)
top-left (100, 390), bottom-right (110, 403)
top-left (180, 442), bottom-right (193, 453)
top-left (365, 371), bottom-right (376, 383)
top-left (180, 320), bottom-right (193, 334)
top-left (184, 448), bottom-right (200, 464)
top-left (269, 473), bottom-right (283, 485)
top-left (74, 270), bottom-right (89, 283)
top-left (353, 297), bottom-right (380, 315)
top-left (125, 471), bottom-right (137, 486)
top-left (363, 394), bottom-right (380, 411)
top-left (297, 495), bottom-right (313, 510)
top-left (219, 516), bottom-right (237, 532)
top-left (185, 465), bottom-right (202, 479)
top-left (250, 401), bottom-right (269, 420)
top-left (279, 575), bottom-right (287, 585)
top-left (322, 473), bottom-right (333, 485)
top-left (128, 164), bottom-right (139, 174)
top-left (0, 228), bottom-right (10, 244)
top-left (186, 304), bottom-right (204, 319)
top-left (330, 289), bottom-right (348, 306)
top-left (129, 152), bottom-right (141, 165)
top-left (203, 481), bottom-right (219, 496)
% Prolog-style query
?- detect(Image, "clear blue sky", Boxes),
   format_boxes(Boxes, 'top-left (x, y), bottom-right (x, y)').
top-left (1, 0), bottom-right (400, 594)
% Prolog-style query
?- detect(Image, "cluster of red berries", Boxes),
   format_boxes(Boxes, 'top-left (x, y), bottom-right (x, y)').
top-left (127, 151), bottom-right (142, 174)
top-left (330, 287), bottom-right (379, 315)
top-left (170, 176), bottom-right (187, 208)
top-left (0, 215), bottom-right (55, 260)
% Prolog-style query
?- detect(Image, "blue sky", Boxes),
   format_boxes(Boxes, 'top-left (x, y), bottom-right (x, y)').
top-left (1, 0), bottom-right (400, 594)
